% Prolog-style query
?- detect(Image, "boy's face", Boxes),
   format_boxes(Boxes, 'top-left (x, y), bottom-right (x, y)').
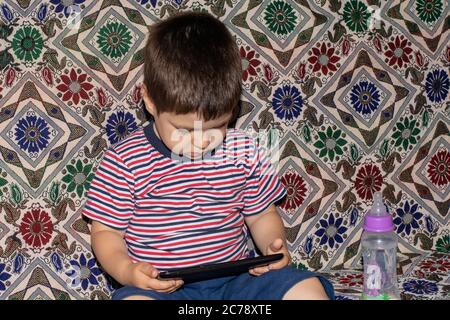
top-left (142, 86), bottom-right (232, 160)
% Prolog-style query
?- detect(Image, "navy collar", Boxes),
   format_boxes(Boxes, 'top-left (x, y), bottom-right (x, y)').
top-left (143, 121), bottom-right (218, 162)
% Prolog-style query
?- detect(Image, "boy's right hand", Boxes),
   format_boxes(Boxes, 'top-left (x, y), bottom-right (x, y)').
top-left (124, 262), bottom-right (184, 293)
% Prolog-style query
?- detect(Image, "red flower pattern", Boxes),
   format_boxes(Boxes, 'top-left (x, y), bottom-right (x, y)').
top-left (385, 35), bottom-right (413, 68)
top-left (355, 164), bottom-right (383, 200)
top-left (445, 46), bottom-right (450, 64)
top-left (308, 42), bottom-right (340, 76)
top-left (297, 63), bottom-right (306, 80)
top-left (419, 258), bottom-right (450, 273)
top-left (280, 172), bottom-right (308, 212)
top-left (415, 50), bottom-right (425, 68)
top-left (240, 47), bottom-right (261, 82)
top-left (263, 64), bottom-right (273, 82)
top-left (5, 67), bottom-right (16, 87)
top-left (427, 149), bottom-right (450, 187)
top-left (19, 209), bottom-right (53, 248)
top-left (56, 68), bottom-right (94, 105)
top-left (42, 66), bottom-right (54, 86)
top-left (338, 273), bottom-right (363, 287)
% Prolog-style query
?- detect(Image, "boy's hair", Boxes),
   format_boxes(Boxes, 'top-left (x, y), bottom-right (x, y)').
top-left (144, 12), bottom-right (242, 121)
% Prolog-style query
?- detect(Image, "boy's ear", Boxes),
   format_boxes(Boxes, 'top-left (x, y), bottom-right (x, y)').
top-left (141, 84), bottom-right (157, 116)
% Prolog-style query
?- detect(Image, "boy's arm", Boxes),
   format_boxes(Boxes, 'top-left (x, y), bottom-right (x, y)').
top-left (91, 221), bottom-right (183, 291)
top-left (244, 204), bottom-right (291, 276)
top-left (90, 221), bottom-right (134, 285)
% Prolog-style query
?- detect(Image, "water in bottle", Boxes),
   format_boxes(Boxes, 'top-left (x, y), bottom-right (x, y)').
top-left (361, 192), bottom-right (400, 300)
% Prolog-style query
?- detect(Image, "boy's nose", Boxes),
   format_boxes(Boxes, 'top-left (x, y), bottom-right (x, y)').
top-left (192, 133), bottom-right (210, 150)
top-left (198, 138), bottom-right (210, 150)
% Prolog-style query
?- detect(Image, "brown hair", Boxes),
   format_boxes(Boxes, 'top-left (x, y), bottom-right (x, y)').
top-left (144, 12), bottom-right (242, 121)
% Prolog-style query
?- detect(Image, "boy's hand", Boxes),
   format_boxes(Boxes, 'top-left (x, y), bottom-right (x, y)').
top-left (249, 238), bottom-right (291, 277)
top-left (125, 262), bottom-right (184, 293)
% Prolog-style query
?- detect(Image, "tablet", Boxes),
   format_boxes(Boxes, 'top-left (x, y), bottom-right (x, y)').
top-left (158, 253), bottom-right (284, 283)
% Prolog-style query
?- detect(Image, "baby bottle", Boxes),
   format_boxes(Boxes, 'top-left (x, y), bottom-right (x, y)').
top-left (361, 192), bottom-right (400, 300)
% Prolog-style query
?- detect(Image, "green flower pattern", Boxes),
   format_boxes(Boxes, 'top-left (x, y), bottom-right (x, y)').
top-left (416, 0), bottom-right (443, 24)
top-left (0, 1), bottom-right (447, 301)
top-left (0, 176), bottom-right (7, 197)
top-left (314, 127), bottom-right (347, 162)
top-left (96, 21), bottom-right (133, 59)
top-left (12, 26), bottom-right (44, 62)
top-left (392, 117), bottom-right (421, 151)
top-left (62, 160), bottom-right (94, 198)
top-left (436, 235), bottom-right (450, 253)
top-left (342, 0), bottom-right (371, 33)
top-left (263, 0), bottom-right (298, 36)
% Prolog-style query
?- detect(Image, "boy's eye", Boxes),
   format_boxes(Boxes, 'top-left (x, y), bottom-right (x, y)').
top-left (176, 127), bottom-right (223, 135)
top-left (174, 128), bottom-right (190, 136)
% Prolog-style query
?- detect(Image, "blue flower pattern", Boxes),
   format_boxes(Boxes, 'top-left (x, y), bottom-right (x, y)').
top-left (14, 115), bottom-right (51, 154)
top-left (272, 85), bottom-right (303, 121)
top-left (0, 264), bottom-right (11, 291)
top-left (393, 201), bottom-right (423, 236)
top-left (50, 0), bottom-right (85, 18)
top-left (350, 80), bottom-right (381, 116)
top-left (66, 253), bottom-right (102, 291)
top-left (135, 0), bottom-right (158, 7)
top-left (403, 279), bottom-right (438, 295)
top-left (425, 69), bottom-right (450, 103)
top-left (105, 111), bottom-right (138, 145)
top-left (315, 214), bottom-right (348, 249)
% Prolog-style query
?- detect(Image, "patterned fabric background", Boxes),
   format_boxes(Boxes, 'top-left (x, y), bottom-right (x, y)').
top-left (0, 0), bottom-right (448, 300)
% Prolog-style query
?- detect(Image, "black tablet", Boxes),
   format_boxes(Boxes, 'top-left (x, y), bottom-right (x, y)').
top-left (158, 253), bottom-right (284, 283)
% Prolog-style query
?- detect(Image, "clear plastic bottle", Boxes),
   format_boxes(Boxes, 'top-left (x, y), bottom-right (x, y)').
top-left (361, 192), bottom-right (400, 300)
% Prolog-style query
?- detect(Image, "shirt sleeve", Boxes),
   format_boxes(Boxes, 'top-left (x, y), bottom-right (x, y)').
top-left (82, 148), bottom-right (135, 231)
top-left (241, 137), bottom-right (286, 217)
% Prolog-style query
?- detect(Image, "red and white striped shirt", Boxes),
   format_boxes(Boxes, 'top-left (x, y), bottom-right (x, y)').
top-left (82, 122), bottom-right (286, 270)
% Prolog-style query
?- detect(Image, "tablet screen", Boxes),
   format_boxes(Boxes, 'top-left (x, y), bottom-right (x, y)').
top-left (158, 253), bottom-right (283, 283)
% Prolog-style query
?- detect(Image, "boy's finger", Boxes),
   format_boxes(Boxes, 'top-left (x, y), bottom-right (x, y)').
top-left (176, 280), bottom-right (184, 287)
top-left (268, 239), bottom-right (284, 253)
top-left (149, 279), bottom-right (177, 290)
top-left (268, 260), bottom-right (287, 271)
top-left (168, 281), bottom-right (184, 292)
top-left (251, 267), bottom-right (263, 274)
top-left (250, 265), bottom-right (270, 276)
top-left (269, 254), bottom-right (291, 269)
top-left (249, 268), bottom-right (259, 275)
top-left (153, 280), bottom-right (184, 292)
top-left (249, 269), bottom-right (262, 276)
top-left (140, 264), bottom-right (158, 278)
top-left (161, 279), bottom-right (184, 289)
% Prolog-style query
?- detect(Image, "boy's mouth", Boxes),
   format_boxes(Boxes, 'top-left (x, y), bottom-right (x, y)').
top-left (175, 151), bottom-right (203, 159)
top-left (189, 152), bottom-right (203, 159)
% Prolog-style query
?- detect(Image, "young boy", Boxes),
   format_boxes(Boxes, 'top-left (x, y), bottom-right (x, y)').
top-left (82, 12), bottom-right (334, 300)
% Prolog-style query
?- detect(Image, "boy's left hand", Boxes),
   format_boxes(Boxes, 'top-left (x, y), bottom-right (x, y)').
top-left (249, 238), bottom-right (291, 277)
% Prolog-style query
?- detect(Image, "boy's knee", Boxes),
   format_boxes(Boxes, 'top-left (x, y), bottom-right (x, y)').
top-left (122, 295), bottom-right (154, 300)
top-left (283, 277), bottom-right (329, 300)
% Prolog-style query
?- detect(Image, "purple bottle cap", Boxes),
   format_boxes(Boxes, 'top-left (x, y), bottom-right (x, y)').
top-left (364, 215), bottom-right (394, 232)
top-left (363, 192), bottom-right (394, 233)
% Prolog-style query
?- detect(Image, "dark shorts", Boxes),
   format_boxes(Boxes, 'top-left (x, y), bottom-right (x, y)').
top-left (112, 266), bottom-right (335, 300)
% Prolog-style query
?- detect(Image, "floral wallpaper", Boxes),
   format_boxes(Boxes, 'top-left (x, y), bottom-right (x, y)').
top-left (0, 0), bottom-right (449, 300)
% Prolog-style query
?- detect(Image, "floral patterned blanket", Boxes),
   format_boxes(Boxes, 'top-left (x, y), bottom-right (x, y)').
top-left (0, 0), bottom-right (448, 300)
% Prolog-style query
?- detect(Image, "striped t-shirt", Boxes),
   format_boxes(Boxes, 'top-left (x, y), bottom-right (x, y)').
top-left (82, 122), bottom-right (286, 270)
